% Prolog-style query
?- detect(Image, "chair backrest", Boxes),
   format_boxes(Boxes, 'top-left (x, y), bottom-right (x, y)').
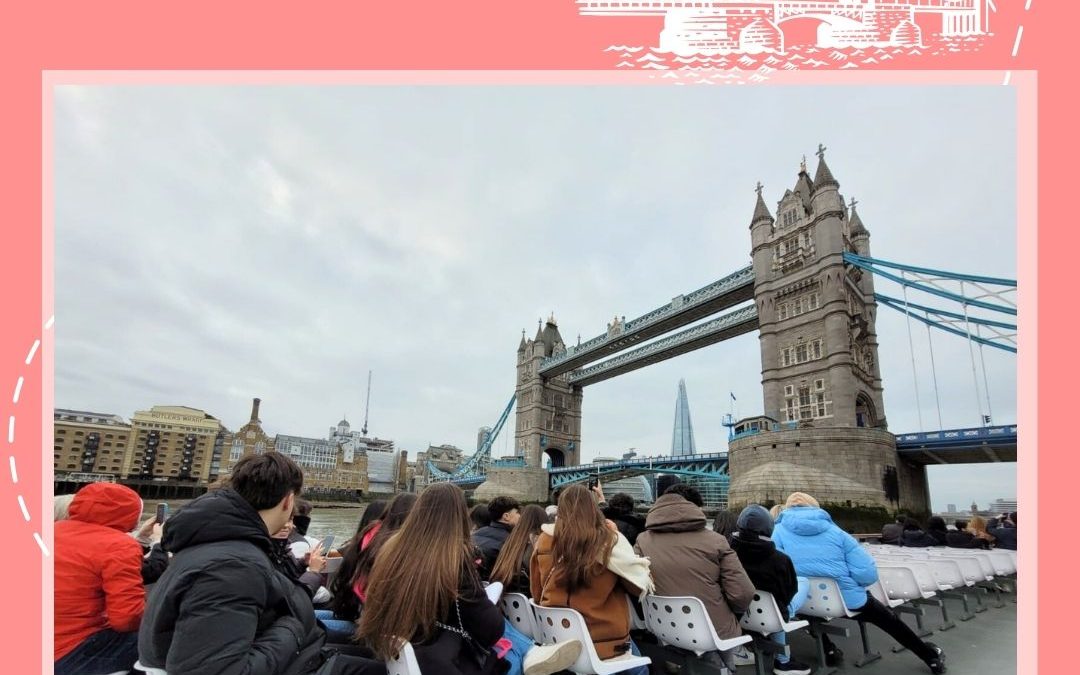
top-left (500, 593), bottom-right (537, 639)
top-left (739, 590), bottom-right (787, 635)
top-left (641, 594), bottom-right (749, 655)
top-left (530, 601), bottom-right (605, 673)
top-left (987, 550), bottom-right (1016, 576)
top-left (800, 577), bottom-right (855, 619)
top-left (133, 662), bottom-right (168, 675)
top-left (385, 640), bottom-right (422, 675)
top-left (877, 565), bottom-right (935, 600)
top-left (868, 579), bottom-right (903, 608)
top-left (923, 558), bottom-right (964, 590)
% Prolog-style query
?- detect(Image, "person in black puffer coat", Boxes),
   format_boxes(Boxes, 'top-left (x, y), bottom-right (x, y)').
top-left (139, 452), bottom-right (383, 675)
top-left (602, 493), bottom-right (646, 546)
top-left (472, 496), bottom-right (520, 581)
top-left (730, 505), bottom-right (812, 675)
top-left (925, 517), bottom-right (949, 546)
top-left (945, 519), bottom-right (984, 549)
top-left (900, 518), bottom-right (940, 547)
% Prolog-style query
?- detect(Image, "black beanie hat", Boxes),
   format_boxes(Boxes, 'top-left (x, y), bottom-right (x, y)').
top-left (737, 504), bottom-right (774, 538)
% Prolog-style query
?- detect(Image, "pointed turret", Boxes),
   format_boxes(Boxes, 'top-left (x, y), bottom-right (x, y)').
top-left (849, 197), bottom-right (869, 237)
top-left (793, 156), bottom-right (815, 212)
top-left (537, 315), bottom-right (564, 357)
top-left (750, 181), bottom-right (774, 225)
top-left (813, 143), bottom-right (839, 190)
top-left (518, 329), bottom-right (527, 353)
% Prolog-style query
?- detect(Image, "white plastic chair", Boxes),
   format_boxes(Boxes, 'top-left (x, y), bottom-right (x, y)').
top-left (530, 600), bottom-right (653, 675)
top-left (799, 577), bottom-right (887, 669)
top-left (739, 590), bottom-right (809, 636)
top-left (133, 662), bottom-right (168, 675)
top-left (868, 579), bottom-right (904, 609)
top-left (641, 594), bottom-right (751, 656)
top-left (385, 640), bottom-right (422, 675)
top-left (500, 592), bottom-right (538, 640)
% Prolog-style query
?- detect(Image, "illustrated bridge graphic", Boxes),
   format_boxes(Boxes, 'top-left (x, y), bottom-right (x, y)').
top-left (575, 0), bottom-right (992, 55)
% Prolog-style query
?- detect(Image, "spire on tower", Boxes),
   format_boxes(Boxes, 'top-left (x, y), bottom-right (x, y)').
top-left (848, 196), bottom-right (869, 236)
top-left (813, 143), bottom-right (839, 189)
top-left (751, 181), bottom-right (774, 225)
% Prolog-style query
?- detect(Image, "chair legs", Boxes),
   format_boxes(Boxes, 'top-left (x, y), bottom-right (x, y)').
top-left (893, 603), bottom-right (933, 652)
top-left (940, 591), bottom-right (974, 621)
top-left (806, 620), bottom-right (847, 675)
top-left (852, 621), bottom-right (882, 668)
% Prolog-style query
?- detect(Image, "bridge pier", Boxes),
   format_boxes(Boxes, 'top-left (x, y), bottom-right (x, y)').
top-left (727, 426), bottom-right (930, 514)
top-left (472, 466), bottom-right (551, 504)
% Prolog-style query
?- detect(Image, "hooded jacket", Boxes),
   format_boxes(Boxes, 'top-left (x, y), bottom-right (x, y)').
top-left (987, 522), bottom-right (1017, 550)
top-left (900, 528), bottom-right (940, 548)
top-left (55, 483), bottom-right (145, 660)
top-left (730, 532), bottom-right (799, 621)
top-left (633, 495), bottom-right (754, 640)
top-left (530, 522), bottom-right (653, 659)
top-left (138, 489), bottom-right (328, 675)
top-left (472, 522), bottom-right (512, 580)
top-left (772, 505), bottom-right (877, 610)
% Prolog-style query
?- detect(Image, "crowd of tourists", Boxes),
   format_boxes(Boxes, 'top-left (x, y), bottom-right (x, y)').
top-left (52, 450), bottom-right (1010, 675)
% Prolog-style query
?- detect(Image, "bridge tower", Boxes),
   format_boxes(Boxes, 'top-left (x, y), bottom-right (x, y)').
top-left (728, 147), bottom-right (930, 513)
top-left (514, 316), bottom-right (583, 469)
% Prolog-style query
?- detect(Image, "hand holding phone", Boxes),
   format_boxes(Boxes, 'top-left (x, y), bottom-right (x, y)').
top-left (155, 503), bottom-right (170, 524)
top-left (318, 534), bottom-right (335, 553)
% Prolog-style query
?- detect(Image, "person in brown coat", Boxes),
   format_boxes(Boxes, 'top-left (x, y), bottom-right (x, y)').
top-left (530, 485), bottom-right (654, 674)
top-left (634, 484), bottom-right (755, 670)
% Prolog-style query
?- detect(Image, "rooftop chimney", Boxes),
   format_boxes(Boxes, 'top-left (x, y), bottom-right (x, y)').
top-left (250, 398), bottom-right (261, 423)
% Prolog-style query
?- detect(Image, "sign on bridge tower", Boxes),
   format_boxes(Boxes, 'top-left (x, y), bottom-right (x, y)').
top-left (515, 316), bottom-right (583, 469)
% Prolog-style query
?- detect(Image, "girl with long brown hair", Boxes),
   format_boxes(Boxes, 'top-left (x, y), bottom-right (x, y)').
top-left (530, 484), bottom-right (654, 675)
top-left (358, 483), bottom-right (581, 675)
top-left (489, 504), bottom-right (546, 594)
top-left (349, 492), bottom-right (418, 604)
top-left (967, 515), bottom-right (996, 547)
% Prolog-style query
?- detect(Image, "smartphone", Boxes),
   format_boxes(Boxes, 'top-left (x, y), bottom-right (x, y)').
top-left (155, 503), bottom-right (169, 524)
top-left (588, 477), bottom-right (598, 490)
top-left (317, 534), bottom-right (335, 553)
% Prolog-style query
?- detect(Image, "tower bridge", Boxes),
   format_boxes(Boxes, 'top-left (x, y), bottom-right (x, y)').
top-left (574, 0), bottom-right (988, 54)
top-left (429, 147), bottom-right (1015, 513)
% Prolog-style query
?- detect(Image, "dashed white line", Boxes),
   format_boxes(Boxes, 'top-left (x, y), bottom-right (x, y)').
top-left (6, 416), bottom-right (13, 444)
top-left (34, 533), bottom-right (50, 557)
top-left (9, 457), bottom-right (17, 484)
top-left (45, 315), bottom-right (55, 330)
top-left (1012, 26), bottom-right (1024, 57)
top-left (1003, 71), bottom-right (1012, 85)
top-left (12, 376), bottom-right (23, 404)
top-left (17, 495), bottom-right (30, 522)
top-left (24, 339), bottom-right (40, 365)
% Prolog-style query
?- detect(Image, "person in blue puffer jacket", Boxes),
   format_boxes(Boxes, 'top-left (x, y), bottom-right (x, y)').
top-left (773, 492), bottom-right (948, 674)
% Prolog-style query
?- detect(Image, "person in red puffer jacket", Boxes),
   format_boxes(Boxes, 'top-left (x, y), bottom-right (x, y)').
top-left (54, 482), bottom-right (145, 675)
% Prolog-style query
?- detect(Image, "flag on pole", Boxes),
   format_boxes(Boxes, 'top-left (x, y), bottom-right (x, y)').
top-left (730, 392), bottom-right (737, 402)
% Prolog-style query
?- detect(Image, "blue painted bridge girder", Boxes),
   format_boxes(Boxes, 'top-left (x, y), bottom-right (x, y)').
top-left (549, 452), bottom-right (730, 490)
top-left (895, 425), bottom-right (1017, 465)
top-left (448, 426), bottom-right (1017, 492)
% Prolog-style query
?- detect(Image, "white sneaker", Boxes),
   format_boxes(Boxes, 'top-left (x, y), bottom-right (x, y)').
top-left (524, 640), bottom-right (583, 675)
top-left (733, 646), bottom-right (756, 666)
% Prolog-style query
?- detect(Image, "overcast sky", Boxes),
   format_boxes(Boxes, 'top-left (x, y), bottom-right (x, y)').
top-left (54, 84), bottom-right (1018, 512)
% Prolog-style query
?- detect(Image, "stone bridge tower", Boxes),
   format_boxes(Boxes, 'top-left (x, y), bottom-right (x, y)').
top-left (514, 316), bottom-right (582, 468)
top-left (728, 147), bottom-right (929, 513)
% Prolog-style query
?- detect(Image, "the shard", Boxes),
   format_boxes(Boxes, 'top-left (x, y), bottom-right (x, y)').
top-left (671, 379), bottom-right (697, 456)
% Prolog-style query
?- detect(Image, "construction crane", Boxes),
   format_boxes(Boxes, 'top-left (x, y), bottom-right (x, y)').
top-left (361, 370), bottom-right (372, 437)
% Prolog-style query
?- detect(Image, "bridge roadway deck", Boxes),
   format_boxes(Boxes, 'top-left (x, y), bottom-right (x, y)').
top-left (539, 268), bottom-right (754, 378)
top-left (569, 306), bottom-right (759, 387)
